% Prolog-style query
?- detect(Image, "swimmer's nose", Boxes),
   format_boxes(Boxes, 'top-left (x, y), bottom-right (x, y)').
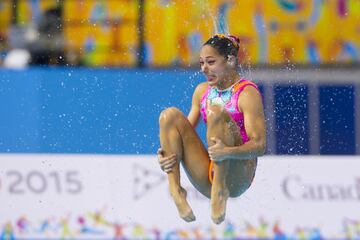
top-left (201, 63), bottom-right (208, 73)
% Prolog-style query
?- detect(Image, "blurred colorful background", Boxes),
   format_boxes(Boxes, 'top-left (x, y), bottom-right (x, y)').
top-left (1, 0), bottom-right (359, 67)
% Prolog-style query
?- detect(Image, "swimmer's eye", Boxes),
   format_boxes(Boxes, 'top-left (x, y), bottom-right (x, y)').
top-left (207, 60), bottom-right (215, 65)
top-left (199, 61), bottom-right (204, 66)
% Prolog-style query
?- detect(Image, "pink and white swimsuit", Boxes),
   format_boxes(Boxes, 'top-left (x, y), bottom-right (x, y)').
top-left (200, 79), bottom-right (260, 143)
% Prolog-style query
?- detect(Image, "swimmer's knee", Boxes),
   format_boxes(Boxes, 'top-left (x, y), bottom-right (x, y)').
top-left (159, 107), bottom-right (182, 125)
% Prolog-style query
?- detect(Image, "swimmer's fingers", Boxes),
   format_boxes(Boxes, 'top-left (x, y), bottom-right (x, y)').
top-left (162, 160), bottom-right (177, 173)
top-left (160, 154), bottom-right (176, 167)
top-left (163, 159), bottom-right (177, 173)
top-left (158, 154), bottom-right (177, 172)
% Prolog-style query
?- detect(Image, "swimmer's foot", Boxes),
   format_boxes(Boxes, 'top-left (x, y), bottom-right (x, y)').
top-left (170, 187), bottom-right (196, 222)
top-left (210, 186), bottom-right (229, 224)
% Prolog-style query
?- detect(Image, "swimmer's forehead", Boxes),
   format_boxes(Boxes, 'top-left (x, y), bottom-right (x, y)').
top-left (200, 46), bottom-right (221, 60)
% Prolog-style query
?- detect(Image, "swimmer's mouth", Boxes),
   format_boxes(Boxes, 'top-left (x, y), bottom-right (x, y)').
top-left (206, 75), bottom-right (216, 81)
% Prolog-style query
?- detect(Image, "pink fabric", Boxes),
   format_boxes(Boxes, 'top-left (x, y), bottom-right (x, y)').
top-left (200, 79), bottom-right (260, 143)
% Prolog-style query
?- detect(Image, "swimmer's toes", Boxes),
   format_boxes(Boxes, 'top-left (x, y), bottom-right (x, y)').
top-left (211, 213), bottom-right (225, 224)
top-left (181, 210), bottom-right (196, 222)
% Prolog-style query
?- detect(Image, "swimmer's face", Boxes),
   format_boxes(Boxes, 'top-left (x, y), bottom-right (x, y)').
top-left (199, 45), bottom-right (230, 86)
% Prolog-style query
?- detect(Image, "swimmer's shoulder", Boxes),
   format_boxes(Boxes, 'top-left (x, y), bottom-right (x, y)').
top-left (193, 82), bottom-right (209, 99)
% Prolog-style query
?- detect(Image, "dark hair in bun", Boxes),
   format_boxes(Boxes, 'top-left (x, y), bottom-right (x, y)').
top-left (203, 34), bottom-right (240, 59)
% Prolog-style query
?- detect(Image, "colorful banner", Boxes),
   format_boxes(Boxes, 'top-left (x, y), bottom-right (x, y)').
top-left (144, 0), bottom-right (360, 66)
top-left (1, 0), bottom-right (359, 66)
top-left (63, 0), bottom-right (138, 66)
top-left (0, 1), bottom-right (12, 56)
top-left (1, 154), bottom-right (359, 239)
top-left (0, 1), bottom-right (11, 30)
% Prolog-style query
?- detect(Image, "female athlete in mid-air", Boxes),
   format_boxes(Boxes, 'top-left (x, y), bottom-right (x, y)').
top-left (157, 34), bottom-right (266, 224)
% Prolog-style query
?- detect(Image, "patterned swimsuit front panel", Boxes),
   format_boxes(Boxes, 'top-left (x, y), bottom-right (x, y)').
top-left (200, 80), bottom-right (260, 184)
top-left (200, 80), bottom-right (244, 128)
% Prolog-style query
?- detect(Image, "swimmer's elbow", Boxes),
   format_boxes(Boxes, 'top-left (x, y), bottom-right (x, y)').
top-left (247, 133), bottom-right (266, 157)
top-left (262, 140), bottom-right (267, 155)
top-left (256, 138), bottom-right (266, 156)
top-left (259, 143), bottom-right (266, 156)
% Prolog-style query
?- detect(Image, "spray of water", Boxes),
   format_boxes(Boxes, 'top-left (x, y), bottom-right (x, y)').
top-left (200, 1), bottom-right (253, 80)
top-left (201, 0), bottom-right (229, 35)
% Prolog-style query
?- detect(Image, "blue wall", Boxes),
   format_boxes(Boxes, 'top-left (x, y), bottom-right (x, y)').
top-left (0, 68), bottom-right (357, 154)
top-left (319, 86), bottom-right (355, 154)
top-left (274, 85), bottom-right (309, 154)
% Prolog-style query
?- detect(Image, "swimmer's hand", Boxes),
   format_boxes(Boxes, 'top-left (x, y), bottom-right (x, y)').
top-left (208, 137), bottom-right (228, 162)
top-left (157, 148), bottom-right (177, 173)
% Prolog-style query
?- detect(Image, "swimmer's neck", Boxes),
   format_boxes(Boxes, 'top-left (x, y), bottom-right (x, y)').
top-left (215, 72), bottom-right (241, 90)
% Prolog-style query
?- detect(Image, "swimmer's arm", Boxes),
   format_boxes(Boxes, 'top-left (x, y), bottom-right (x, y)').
top-left (225, 87), bottom-right (266, 160)
top-left (187, 104), bottom-right (200, 128)
top-left (187, 83), bottom-right (207, 128)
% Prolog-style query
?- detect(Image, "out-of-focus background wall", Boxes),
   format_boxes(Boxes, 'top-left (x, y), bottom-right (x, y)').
top-left (1, 1), bottom-right (360, 239)
top-left (1, 0), bottom-right (359, 67)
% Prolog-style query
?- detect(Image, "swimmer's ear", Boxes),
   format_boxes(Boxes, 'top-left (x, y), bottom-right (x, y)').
top-left (227, 55), bottom-right (236, 67)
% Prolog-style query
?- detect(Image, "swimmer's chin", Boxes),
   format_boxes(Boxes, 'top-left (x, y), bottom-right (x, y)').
top-left (207, 79), bottom-right (218, 86)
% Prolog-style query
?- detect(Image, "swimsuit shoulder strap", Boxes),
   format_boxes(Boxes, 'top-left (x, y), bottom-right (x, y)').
top-left (233, 79), bottom-right (259, 94)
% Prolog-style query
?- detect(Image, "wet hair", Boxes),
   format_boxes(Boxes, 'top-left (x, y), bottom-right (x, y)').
top-left (203, 34), bottom-right (240, 59)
